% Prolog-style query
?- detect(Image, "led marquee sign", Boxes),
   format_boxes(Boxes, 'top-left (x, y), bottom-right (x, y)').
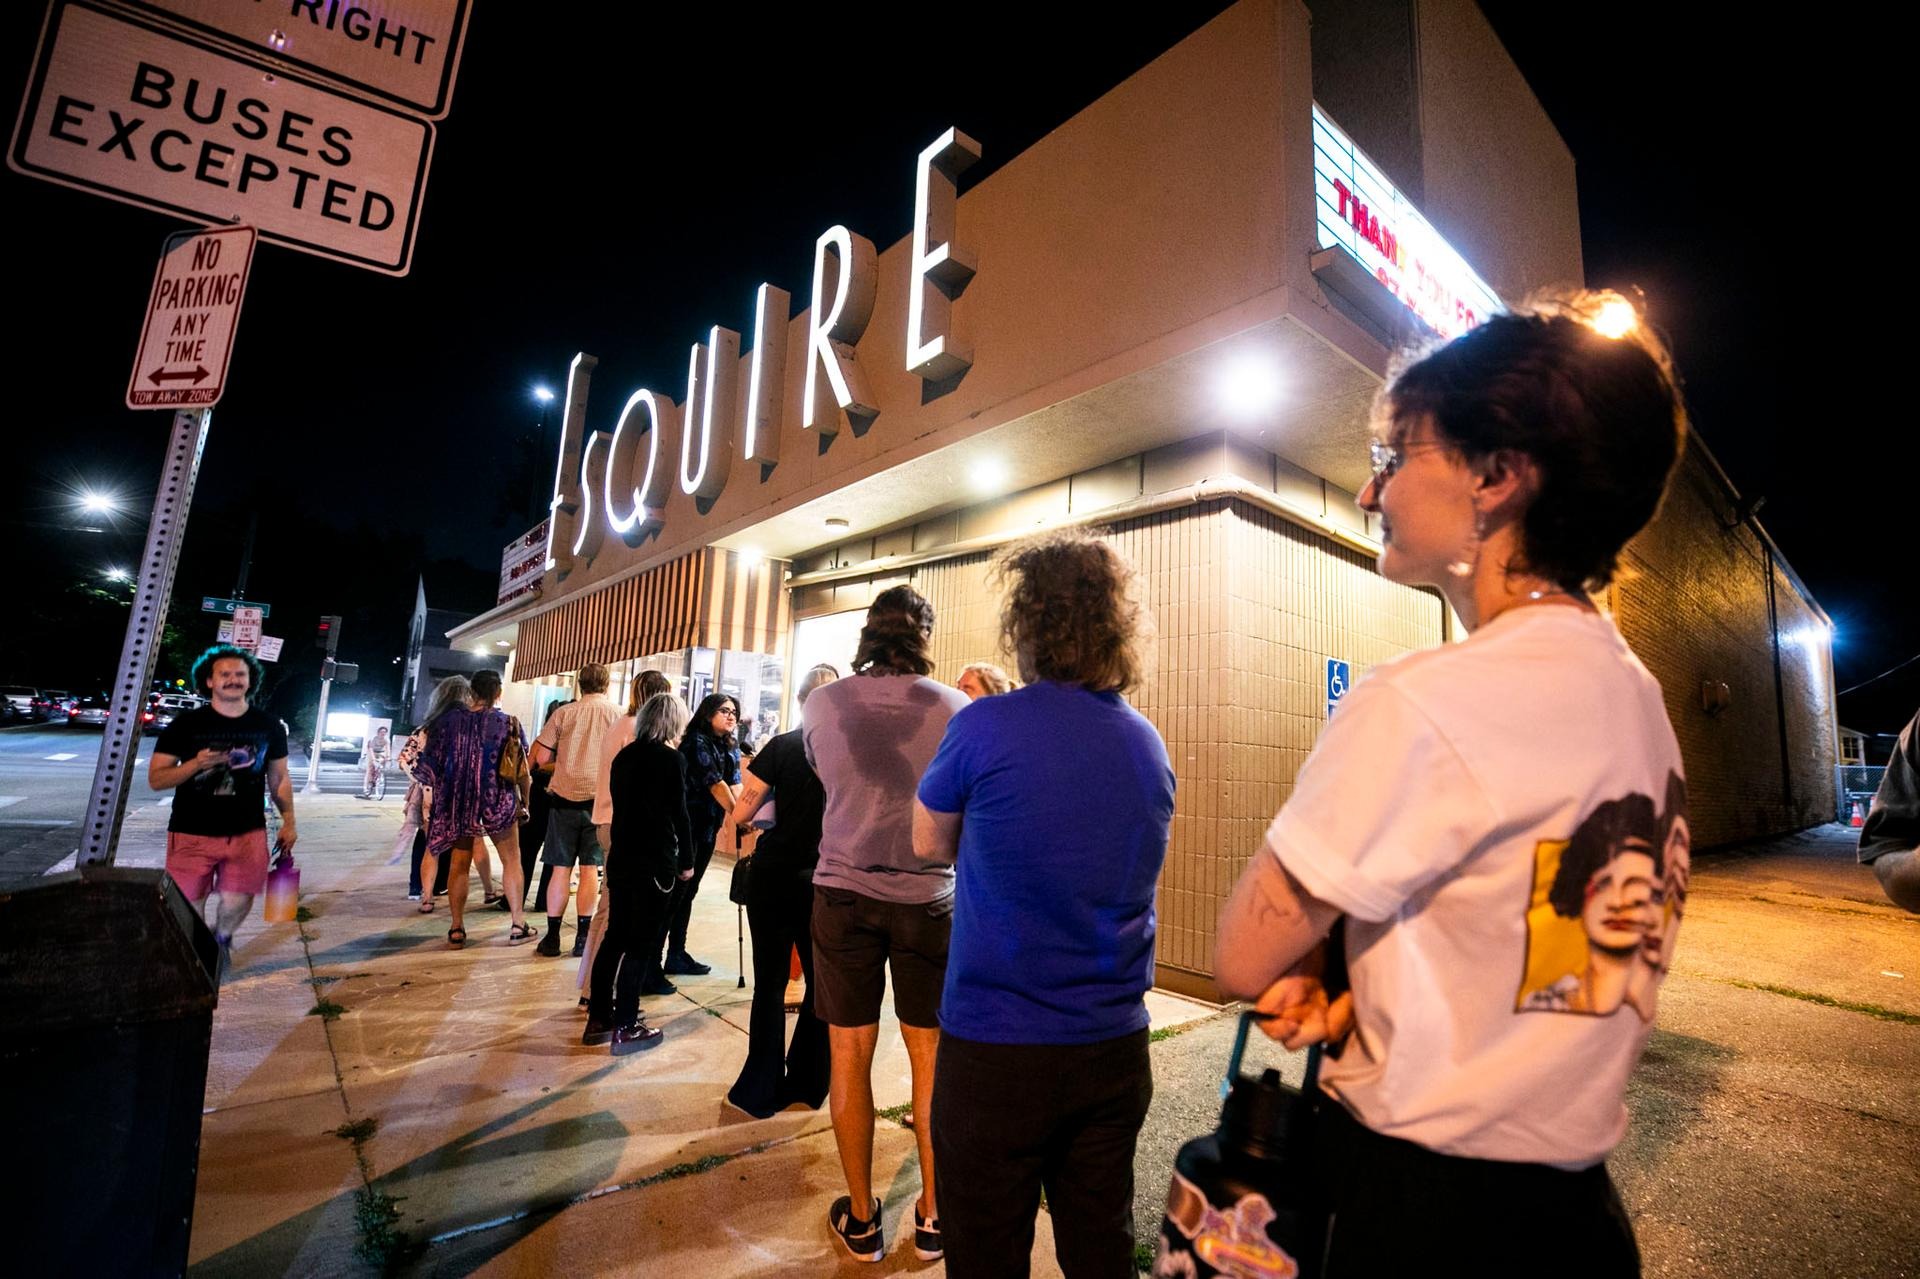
top-left (546, 127), bottom-right (981, 578)
top-left (1311, 104), bottom-right (1500, 340)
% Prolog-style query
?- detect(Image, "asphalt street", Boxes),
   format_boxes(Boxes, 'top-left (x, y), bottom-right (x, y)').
top-left (0, 723), bottom-right (387, 885)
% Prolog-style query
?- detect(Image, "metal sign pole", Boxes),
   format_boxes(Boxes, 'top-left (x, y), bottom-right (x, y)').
top-left (303, 676), bottom-right (334, 796)
top-left (78, 408), bottom-right (212, 867)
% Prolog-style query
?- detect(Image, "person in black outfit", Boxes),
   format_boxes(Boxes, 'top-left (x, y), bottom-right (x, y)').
top-left (720, 663), bottom-right (840, 1117)
top-left (660, 693), bottom-right (742, 978)
top-left (516, 697), bottom-right (571, 912)
top-left (586, 693), bottom-right (696, 1053)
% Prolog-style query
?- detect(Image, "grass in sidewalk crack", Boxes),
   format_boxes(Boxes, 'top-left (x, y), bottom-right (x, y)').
top-left (334, 1118), bottom-right (378, 1143)
top-left (295, 905), bottom-right (315, 922)
top-left (1719, 978), bottom-right (1920, 1025)
top-left (875, 1103), bottom-right (913, 1124)
top-left (310, 998), bottom-right (345, 1020)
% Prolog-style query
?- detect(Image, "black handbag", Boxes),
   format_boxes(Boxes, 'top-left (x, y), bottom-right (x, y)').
top-left (728, 851), bottom-right (754, 905)
top-left (1154, 1014), bottom-right (1329, 1277)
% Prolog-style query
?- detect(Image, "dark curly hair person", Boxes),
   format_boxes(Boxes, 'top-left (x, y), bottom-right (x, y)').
top-left (914, 529), bottom-right (1173, 1276)
top-left (1215, 291), bottom-right (1692, 1276)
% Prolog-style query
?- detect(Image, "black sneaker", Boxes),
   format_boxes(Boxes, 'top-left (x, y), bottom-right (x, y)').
top-left (572, 931), bottom-right (589, 958)
top-left (829, 1195), bottom-right (884, 1263)
top-left (662, 951), bottom-right (711, 976)
top-left (639, 974), bottom-right (678, 996)
top-left (610, 1020), bottom-right (662, 1055)
top-left (913, 1203), bottom-right (942, 1261)
top-left (581, 1018), bottom-right (615, 1046)
top-left (534, 933), bottom-right (561, 958)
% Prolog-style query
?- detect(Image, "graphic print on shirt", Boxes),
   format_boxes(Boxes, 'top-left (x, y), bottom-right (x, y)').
top-left (1516, 772), bottom-right (1689, 1021)
top-left (182, 729), bottom-right (272, 797)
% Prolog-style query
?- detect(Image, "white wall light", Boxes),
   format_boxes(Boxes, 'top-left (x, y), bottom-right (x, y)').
top-left (1217, 355), bottom-right (1283, 420)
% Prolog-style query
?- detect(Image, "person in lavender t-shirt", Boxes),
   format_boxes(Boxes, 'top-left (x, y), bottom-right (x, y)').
top-left (802, 586), bottom-right (969, 1264)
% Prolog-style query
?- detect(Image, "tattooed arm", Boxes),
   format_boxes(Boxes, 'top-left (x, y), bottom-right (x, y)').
top-left (1216, 849), bottom-right (1350, 1048)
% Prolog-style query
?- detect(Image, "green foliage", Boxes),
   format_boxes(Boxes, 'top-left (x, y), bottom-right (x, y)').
top-left (351, 1185), bottom-right (408, 1267)
top-left (309, 999), bottom-right (344, 1020)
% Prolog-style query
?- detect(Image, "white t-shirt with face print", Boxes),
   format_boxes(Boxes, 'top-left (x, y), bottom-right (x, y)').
top-left (1268, 605), bottom-right (1688, 1169)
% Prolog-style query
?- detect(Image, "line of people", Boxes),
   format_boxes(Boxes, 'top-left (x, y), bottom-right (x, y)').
top-left (187, 293), bottom-right (1693, 1276)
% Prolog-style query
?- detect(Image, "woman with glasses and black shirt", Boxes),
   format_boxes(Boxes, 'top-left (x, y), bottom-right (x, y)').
top-left (658, 692), bottom-right (742, 984)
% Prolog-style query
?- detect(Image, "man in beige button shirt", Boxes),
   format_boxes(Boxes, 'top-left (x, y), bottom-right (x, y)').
top-left (531, 663), bottom-right (624, 957)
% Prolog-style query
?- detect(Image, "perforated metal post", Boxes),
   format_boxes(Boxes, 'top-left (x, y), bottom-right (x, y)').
top-left (78, 409), bottom-right (211, 866)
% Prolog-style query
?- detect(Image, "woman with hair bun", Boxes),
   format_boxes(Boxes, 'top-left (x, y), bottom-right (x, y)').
top-left (1214, 292), bottom-right (1692, 1274)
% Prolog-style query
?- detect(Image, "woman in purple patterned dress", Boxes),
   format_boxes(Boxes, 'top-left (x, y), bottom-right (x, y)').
top-left (411, 689), bottom-right (534, 948)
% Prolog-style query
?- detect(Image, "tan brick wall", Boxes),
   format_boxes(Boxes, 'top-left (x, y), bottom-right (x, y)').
top-left (912, 498), bottom-right (1443, 992)
top-left (1613, 446), bottom-right (1837, 846)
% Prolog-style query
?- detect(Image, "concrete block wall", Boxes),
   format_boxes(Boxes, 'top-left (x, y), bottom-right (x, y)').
top-left (1613, 446), bottom-right (1837, 846)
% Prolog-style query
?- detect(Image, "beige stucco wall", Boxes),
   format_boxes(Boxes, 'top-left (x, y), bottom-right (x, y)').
top-left (1413, 0), bottom-right (1584, 298)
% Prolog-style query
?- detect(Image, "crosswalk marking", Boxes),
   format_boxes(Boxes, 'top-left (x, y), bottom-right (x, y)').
top-left (43, 752), bottom-right (78, 761)
top-left (0, 796), bottom-right (22, 810)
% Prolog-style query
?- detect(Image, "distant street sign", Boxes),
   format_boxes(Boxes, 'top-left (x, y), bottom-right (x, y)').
top-left (258, 635), bottom-right (283, 662)
top-left (216, 619), bottom-right (232, 641)
top-left (127, 225), bottom-right (255, 409)
top-left (232, 605), bottom-right (263, 651)
top-left (127, 0), bottom-right (471, 120)
top-left (8, 1), bottom-right (436, 276)
top-left (202, 595), bottom-right (270, 617)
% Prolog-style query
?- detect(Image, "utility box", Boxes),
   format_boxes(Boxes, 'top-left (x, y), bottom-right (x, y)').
top-left (0, 866), bottom-right (218, 1275)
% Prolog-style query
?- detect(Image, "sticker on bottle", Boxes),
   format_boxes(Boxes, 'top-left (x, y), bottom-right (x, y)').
top-left (1156, 1170), bottom-right (1301, 1278)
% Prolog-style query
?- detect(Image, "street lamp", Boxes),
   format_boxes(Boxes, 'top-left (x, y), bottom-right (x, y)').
top-left (527, 383), bottom-right (557, 526)
top-left (104, 566), bottom-right (128, 581)
top-left (79, 490), bottom-right (119, 516)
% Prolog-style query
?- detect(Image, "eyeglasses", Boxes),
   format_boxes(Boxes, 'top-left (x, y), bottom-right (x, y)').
top-left (1367, 438), bottom-right (1449, 483)
top-left (717, 707), bottom-right (738, 718)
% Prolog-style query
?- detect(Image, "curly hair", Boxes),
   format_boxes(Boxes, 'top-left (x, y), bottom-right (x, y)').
top-left (1547, 793), bottom-right (1662, 918)
top-left (191, 643), bottom-right (263, 698)
top-left (959, 661), bottom-right (1016, 696)
top-left (852, 585), bottom-right (936, 676)
top-left (1378, 289), bottom-right (1689, 594)
top-left (993, 531), bottom-right (1149, 693)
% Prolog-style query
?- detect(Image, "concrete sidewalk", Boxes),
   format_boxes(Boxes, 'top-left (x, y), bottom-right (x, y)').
top-left (143, 801), bottom-right (1916, 1277)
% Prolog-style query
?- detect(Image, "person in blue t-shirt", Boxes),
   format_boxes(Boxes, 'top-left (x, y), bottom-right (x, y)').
top-left (914, 530), bottom-right (1174, 1279)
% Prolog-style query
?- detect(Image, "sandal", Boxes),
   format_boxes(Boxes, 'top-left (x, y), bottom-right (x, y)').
top-left (507, 922), bottom-right (536, 946)
top-left (448, 927), bottom-right (467, 948)
top-left (417, 900), bottom-right (435, 914)
top-left (482, 893), bottom-right (502, 907)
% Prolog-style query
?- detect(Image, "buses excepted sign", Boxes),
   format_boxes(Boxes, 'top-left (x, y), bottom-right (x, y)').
top-left (128, 225), bottom-right (255, 409)
top-left (8, 1), bottom-right (435, 276)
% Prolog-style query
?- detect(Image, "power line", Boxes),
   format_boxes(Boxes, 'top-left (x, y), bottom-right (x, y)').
top-left (1838, 649), bottom-right (1920, 697)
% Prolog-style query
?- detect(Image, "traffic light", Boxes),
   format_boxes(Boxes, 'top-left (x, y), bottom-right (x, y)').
top-left (316, 614), bottom-right (342, 654)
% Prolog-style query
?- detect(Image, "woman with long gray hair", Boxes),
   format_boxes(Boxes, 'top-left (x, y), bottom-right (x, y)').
top-left (585, 692), bottom-right (696, 1054)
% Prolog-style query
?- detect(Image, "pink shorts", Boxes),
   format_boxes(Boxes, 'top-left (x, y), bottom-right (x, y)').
top-left (166, 829), bottom-right (270, 899)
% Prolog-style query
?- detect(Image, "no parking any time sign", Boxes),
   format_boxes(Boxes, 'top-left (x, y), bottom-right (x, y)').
top-left (126, 223), bottom-right (255, 409)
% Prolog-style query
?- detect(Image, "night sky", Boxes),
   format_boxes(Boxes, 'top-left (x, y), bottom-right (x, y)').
top-left (3, 4), bottom-right (1903, 736)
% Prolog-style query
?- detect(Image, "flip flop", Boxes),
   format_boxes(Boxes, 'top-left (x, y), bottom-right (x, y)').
top-left (447, 927), bottom-right (467, 948)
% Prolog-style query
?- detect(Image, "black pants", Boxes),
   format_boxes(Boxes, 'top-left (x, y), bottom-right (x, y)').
top-left (1314, 1096), bottom-right (1640, 1276)
top-left (727, 871), bottom-right (829, 1117)
top-left (588, 878), bottom-right (675, 1026)
top-left (663, 838), bottom-right (716, 958)
top-left (407, 829), bottom-right (449, 897)
top-left (523, 772), bottom-right (553, 905)
top-left (933, 1028), bottom-right (1152, 1279)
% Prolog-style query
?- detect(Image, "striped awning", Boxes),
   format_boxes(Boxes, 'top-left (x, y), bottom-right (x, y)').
top-left (512, 547), bottom-right (790, 680)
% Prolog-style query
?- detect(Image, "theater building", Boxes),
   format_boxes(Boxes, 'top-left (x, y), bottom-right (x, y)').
top-left (449, 0), bottom-right (1836, 996)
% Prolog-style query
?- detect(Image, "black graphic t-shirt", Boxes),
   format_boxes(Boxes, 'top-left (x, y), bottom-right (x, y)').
top-left (155, 705), bottom-right (289, 836)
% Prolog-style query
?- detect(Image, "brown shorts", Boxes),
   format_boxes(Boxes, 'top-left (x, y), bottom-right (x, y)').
top-left (810, 885), bottom-right (952, 1028)
top-left (166, 829), bottom-right (270, 900)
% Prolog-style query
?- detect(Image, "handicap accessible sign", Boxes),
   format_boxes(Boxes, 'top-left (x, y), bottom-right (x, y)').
top-left (1326, 658), bottom-right (1351, 718)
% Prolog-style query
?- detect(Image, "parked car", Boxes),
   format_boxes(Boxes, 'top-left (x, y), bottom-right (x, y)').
top-left (31, 689), bottom-right (75, 721)
top-left (319, 735), bottom-right (362, 762)
top-left (144, 693), bottom-right (206, 733)
top-left (2, 686), bottom-right (38, 721)
top-left (66, 695), bottom-right (112, 728)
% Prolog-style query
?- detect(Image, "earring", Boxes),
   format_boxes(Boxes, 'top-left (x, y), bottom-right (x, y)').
top-left (1446, 510), bottom-right (1484, 578)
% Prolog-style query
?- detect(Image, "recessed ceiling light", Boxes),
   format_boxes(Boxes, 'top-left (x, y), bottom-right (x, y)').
top-left (969, 457), bottom-right (1009, 494)
top-left (1218, 355), bottom-right (1283, 419)
top-left (824, 516), bottom-right (851, 530)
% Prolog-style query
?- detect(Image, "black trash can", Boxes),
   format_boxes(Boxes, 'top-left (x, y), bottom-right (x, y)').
top-left (0, 865), bottom-right (219, 1277)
